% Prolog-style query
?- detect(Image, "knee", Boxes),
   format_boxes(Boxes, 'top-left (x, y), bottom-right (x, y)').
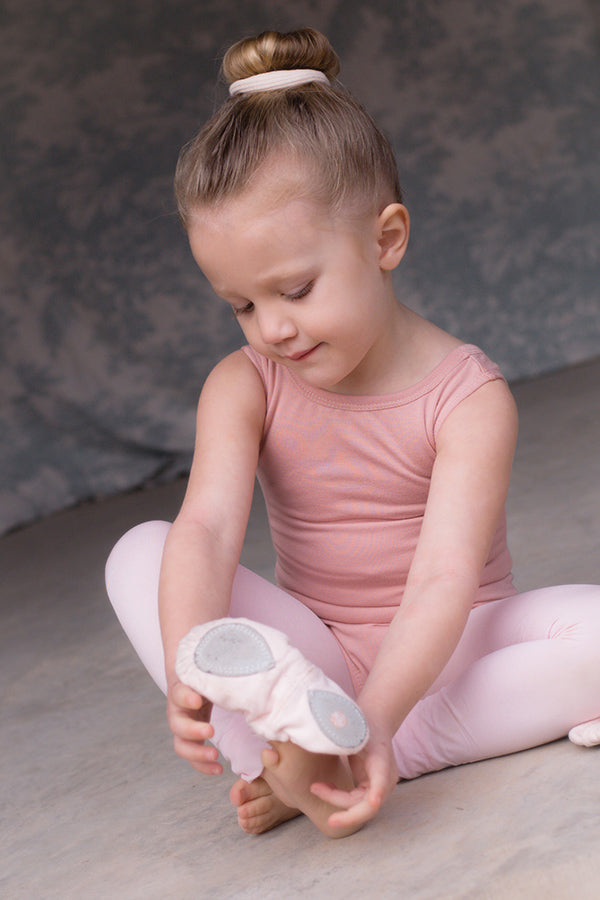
top-left (105, 520), bottom-right (171, 598)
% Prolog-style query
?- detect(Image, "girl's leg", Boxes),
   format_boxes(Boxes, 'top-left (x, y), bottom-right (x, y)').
top-left (105, 521), bottom-right (354, 781)
top-left (105, 520), bottom-right (170, 694)
top-left (393, 584), bottom-right (600, 779)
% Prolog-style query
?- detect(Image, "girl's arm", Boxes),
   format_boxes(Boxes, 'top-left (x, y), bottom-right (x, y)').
top-left (362, 377), bottom-right (518, 729)
top-left (316, 377), bottom-right (519, 826)
top-left (158, 350), bottom-right (266, 773)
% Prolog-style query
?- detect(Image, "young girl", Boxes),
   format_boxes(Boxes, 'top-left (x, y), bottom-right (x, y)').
top-left (106, 27), bottom-right (600, 839)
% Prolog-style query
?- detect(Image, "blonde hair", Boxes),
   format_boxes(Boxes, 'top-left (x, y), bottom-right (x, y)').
top-left (174, 28), bottom-right (402, 226)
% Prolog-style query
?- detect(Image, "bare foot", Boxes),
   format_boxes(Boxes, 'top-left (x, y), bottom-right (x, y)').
top-left (229, 776), bottom-right (300, 834)
top-left (261, 741), bottom-right (362, 839)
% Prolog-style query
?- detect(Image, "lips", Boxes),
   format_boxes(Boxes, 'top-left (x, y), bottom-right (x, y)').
top-left (286, 344), bottom-right (321, 361)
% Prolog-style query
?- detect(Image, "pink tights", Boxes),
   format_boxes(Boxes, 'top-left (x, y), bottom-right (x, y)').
top-left (105, 521), bottom-right (600, 782)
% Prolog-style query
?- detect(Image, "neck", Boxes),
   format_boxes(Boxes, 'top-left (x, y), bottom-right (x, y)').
top-left (333, 298), bottom-right (411, 396)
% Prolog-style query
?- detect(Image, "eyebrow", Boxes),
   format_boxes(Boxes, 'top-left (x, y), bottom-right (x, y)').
top-left (260, 264), bottom-right (316, 290)
top-left (214, 267), bottom-right (315, 301)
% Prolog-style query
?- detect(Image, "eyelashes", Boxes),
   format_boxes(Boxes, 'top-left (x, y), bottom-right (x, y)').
top-left (285, 280), bottom-right (314, 301)
top-left (231, 281), bottom-right (314, 317)
top-left (232, 301), bottom-right (254, 317)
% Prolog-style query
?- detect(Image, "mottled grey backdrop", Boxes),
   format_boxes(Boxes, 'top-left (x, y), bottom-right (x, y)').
top-left (1, 0), bottom-right (599, 533)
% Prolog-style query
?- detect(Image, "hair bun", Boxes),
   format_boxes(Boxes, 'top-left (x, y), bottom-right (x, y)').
top-left (222, 27), bottom-right (340, 85)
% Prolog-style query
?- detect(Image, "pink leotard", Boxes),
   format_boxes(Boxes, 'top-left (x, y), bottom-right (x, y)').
top-left (242, 343), bottom-right (517, 692)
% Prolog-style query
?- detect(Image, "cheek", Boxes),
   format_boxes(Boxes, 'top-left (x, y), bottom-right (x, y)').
top-left (232, 317), bottom-right (258, 348)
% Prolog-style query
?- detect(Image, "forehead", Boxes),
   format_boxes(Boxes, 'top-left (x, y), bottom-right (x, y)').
top-left (190, 196), bottom-right (323, 248)
top-left (186, 191), bottom-right (329, 297)
top-left (187, 168), bottom-right (339, 268)
top-left (191, 208), bottom-right (311, 285)
top-left (191, 144), bottom-right (346, 232)
top-left (192, 160), bottom-right (326, 227)
top-left (185, 157), bottom-right (373, 292)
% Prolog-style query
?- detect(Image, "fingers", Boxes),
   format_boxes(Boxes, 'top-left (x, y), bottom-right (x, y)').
top-left (167, 681), bottom-right (211, 727)
top-left (168, 703), bottom-right (214, 742)
top-left (309, 781), bottom-right (367, 809)
top-left (170, 680), bottom-right (208, 714)
top-left (353, 752), bottom-right (397, 804)
top-left (310, 734), bottom-right (398, 829)
top-left (311, 780), bottom-right (382, 828)
top-left (260, 746), bottom-right (280, 769)
top-left (327, 795), bottom-right (383, 830)
top-left (167, 680), bottom-right (221, 775)
top-left (173, 734), bottom-right (223, 775)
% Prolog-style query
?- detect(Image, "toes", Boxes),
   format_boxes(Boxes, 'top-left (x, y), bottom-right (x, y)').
top-left (236, 798), bottom-right (271, 834)
top-left (236, 799), bottom-right (266, 833)
top-left (231, 775), bottom-right (275, 807)
top-left (237, 797), bottom-right (301, 835)
top-left (238, 811), bottom-right (272, 835)
top-left (229, 779), bottom-right (248, 807)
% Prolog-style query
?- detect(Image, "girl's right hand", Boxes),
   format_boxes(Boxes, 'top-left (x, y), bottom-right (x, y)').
top-left (166, 681), bottom-right (223, 776)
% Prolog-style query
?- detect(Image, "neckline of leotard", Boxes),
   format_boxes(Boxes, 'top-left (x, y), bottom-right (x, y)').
top-left (284, 343), bottom-right (484, 410)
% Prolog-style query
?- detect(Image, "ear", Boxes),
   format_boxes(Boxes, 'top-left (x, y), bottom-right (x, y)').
top-left (377, 204), bottom-right (410, 271)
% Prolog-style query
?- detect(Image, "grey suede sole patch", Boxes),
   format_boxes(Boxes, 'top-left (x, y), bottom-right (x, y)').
top-left (193, 622), bottom-right (275, 676)
top-left (308, 690), bottom-right (368, 750)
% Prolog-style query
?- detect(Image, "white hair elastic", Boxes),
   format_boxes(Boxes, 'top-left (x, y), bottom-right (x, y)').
top-left (229, 68), bottom-right (330, 96)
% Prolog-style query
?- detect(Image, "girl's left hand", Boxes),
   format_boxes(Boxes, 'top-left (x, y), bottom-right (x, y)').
top-left (310, 724), bottom-right (398, 830)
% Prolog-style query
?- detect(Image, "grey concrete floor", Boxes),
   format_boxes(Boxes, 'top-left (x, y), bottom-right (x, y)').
top-left (2, 359), bottom-right (600, 899)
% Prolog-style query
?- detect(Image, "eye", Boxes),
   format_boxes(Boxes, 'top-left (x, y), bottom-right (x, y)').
top-left (231, 301), bottom-right (254, 317)
top-left (285, 281), bottom-right (314, 301)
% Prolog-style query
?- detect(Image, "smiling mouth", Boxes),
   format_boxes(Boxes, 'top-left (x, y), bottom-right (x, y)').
top-left (286, 344), bottom-right (321, 362)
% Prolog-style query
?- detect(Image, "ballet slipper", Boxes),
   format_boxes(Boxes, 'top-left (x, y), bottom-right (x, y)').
top-left (176, 618), bottom-right (369, 755)
top-left (568, 717), bottom-right (600, 747)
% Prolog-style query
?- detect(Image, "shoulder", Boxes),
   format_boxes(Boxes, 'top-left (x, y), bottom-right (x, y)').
top-left (426, 341), bottom-right (510, 423)
top-left (422, 339), bottom-right (517, 460)
top-left (202, 348), bottom-right (265, 393)
top-left (437, 375), bottom-right (518, 459)
top-left (180, 351), bottom-right (266, 531)
top-left (198, 349), bottom-right (266, 431)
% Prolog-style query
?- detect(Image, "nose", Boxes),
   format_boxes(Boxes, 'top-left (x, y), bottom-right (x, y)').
top-left (256, 306), bottom-right (298, 346)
